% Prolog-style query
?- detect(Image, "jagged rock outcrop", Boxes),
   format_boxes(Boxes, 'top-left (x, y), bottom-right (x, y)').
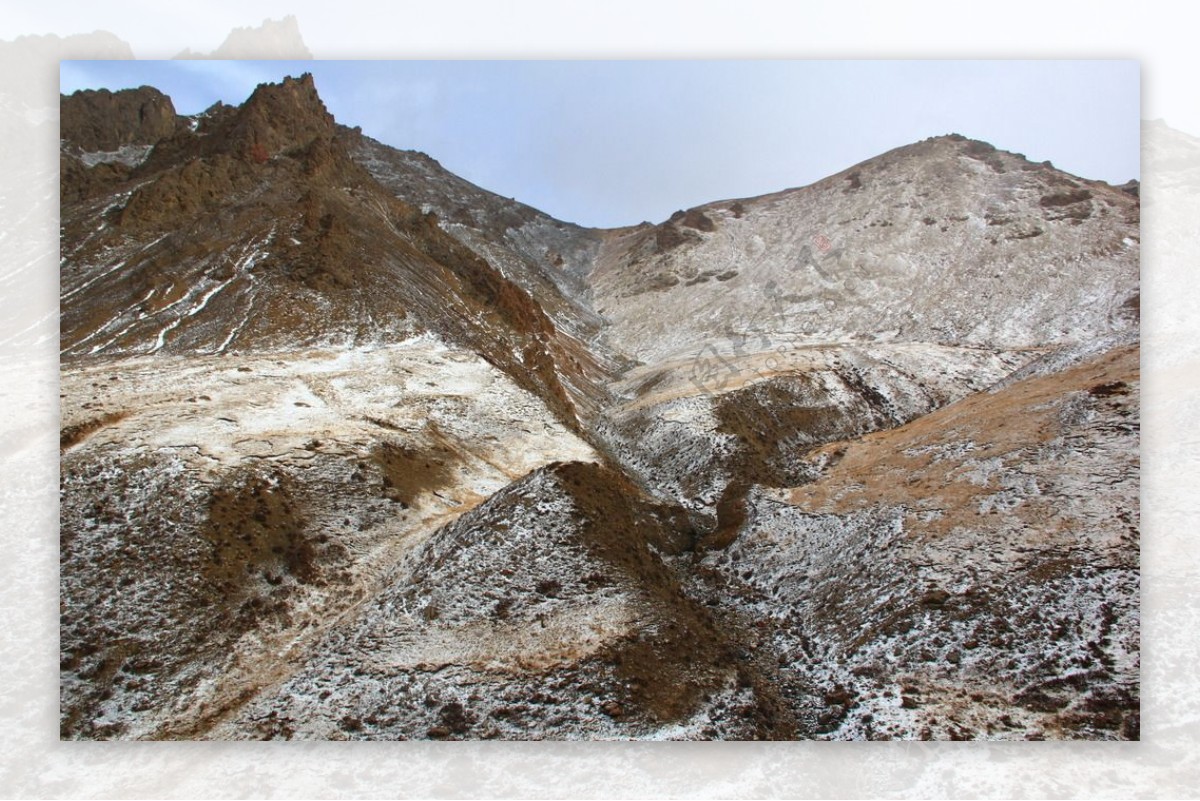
top-left (60, 85), bottom-right (179, 154)
top-left (174, 15), bottom-right (312, 60)
top-left (59, 75), bottom-right (596, 431)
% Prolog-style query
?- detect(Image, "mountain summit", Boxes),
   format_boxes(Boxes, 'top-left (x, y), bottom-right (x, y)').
top-left (590, 133), bottom-right (1138, 362)
top-left (59, 76), bottom-right (1140, 741)
top-left (60, 75), bottom-right (600, 429)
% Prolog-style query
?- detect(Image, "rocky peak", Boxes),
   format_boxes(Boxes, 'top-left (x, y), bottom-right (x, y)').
top-left (60, 85), bottom-right (178, 153)
top-left (224, 73), bottom-right (334, 162)
top-left (175, 15), bottom-right (312, 59)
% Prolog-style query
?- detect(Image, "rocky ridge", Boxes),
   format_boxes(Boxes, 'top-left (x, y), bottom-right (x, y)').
top-left (59, 74), bottom-right (603, 429)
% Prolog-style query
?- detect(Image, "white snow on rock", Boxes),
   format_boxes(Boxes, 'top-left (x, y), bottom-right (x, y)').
top-left (79, 144), bottom-right (155, 168)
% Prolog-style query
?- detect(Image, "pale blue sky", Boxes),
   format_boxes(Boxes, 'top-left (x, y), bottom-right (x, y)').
top-left (61, 60), bottom-right (1140, 228)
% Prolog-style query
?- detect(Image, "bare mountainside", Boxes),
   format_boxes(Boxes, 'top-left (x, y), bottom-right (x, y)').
top-left (59, 75), bottom-right (1139, 740)
top-left (591, 135), bottom-right (1139, 362)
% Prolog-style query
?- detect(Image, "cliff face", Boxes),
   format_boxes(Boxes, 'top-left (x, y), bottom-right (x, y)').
top-left (60, 85), bottom-right (179, 153)
top-left (59, 76), bottom-right (1139, 741)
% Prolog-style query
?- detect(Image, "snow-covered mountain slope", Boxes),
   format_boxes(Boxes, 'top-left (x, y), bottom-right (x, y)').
top-left (207, 460), bottom-right (793, 741)
top-left (589, 135), bottom-right (1139, 365)
top-left (710, 343), bottom-right (1139, 740)
top-left (181, 344), bottom-right (1138, 742)
top-left (59, 74), bottom-right (1140, 741)
top-left (59, 339), bottom-right (597, 739)
top-left (596, 342), bottom-right (1036, 530)
top-left (577, 135), bottom-right (1139, 539)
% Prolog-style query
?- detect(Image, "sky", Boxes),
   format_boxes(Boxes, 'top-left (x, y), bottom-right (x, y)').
top-left (60, 60), bottom-right (1140, 229)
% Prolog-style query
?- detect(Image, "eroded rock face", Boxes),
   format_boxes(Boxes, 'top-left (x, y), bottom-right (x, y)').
top-left (59, 76), bottom-right (598, 433)
top-left (60, 75), bottom-right (1140, 740)
top-left (60, 85), bottom-right (179, 153)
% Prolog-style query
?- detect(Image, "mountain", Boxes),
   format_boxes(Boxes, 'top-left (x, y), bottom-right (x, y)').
top-left (174, 15), bottom-right (312, 59)
top-left (591, 134), bottom-right (1138, 362)
top-left (59, 75), bottom-right (1139, 740)
top-left (59, 74), bottom-right (607, 428)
